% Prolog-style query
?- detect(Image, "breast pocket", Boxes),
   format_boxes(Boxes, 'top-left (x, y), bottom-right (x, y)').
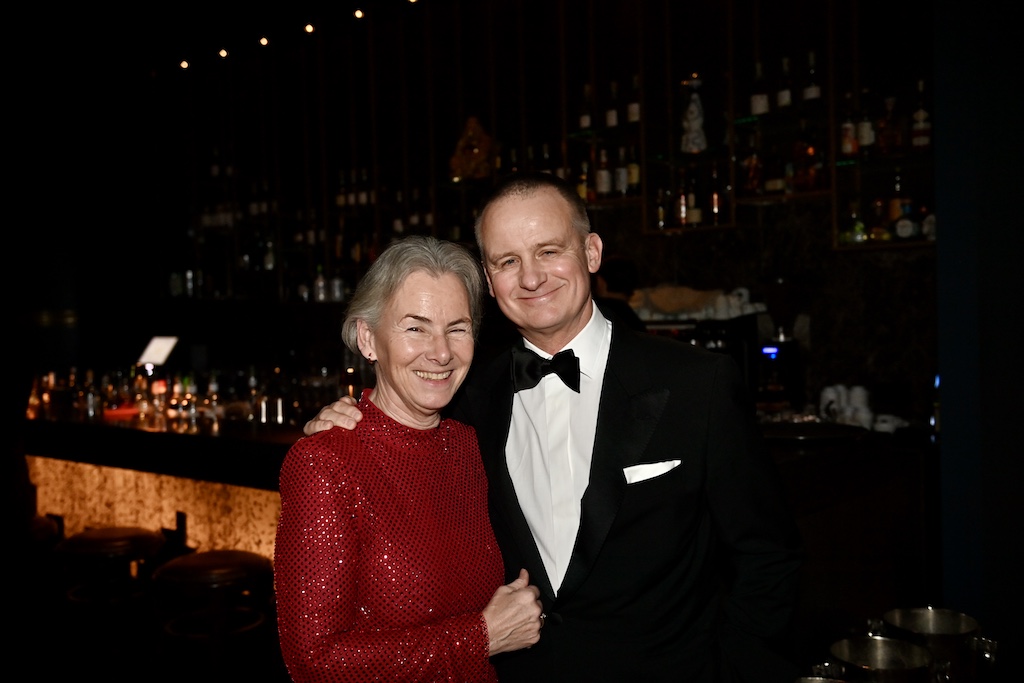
top-left (622, 459), bottom-right (682, 484)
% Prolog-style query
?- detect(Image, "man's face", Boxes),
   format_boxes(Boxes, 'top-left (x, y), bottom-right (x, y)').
top-left (479, 186), bottom-right (602, 351)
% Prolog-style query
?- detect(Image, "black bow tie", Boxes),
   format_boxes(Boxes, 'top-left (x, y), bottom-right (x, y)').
top-left (511, 347), bottom-right (580, 393)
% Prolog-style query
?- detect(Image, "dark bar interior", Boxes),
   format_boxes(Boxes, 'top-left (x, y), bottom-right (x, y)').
top-left (12, 1), bottom-right (1019, 680)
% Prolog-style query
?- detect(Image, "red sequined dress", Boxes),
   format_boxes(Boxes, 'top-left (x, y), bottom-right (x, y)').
top-left (275, 390), bottom-right (504, 682)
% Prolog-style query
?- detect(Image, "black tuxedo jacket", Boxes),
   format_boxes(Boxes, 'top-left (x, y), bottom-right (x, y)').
top-left (452, 313), bottom-right (802, 683)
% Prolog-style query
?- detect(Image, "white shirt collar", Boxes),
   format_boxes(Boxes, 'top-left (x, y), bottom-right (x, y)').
top-left (522, 301), bottom-right (610, 381)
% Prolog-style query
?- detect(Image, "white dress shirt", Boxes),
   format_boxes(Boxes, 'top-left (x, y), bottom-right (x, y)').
top-left (506, 304), bottom-right (611, 594)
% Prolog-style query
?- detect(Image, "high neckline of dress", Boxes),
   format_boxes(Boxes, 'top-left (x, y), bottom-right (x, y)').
top-left (356, 388), bottom-right (446, 450)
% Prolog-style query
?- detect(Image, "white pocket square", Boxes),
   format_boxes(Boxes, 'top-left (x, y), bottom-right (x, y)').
top-left (622, 460), bottom-right (682, 484)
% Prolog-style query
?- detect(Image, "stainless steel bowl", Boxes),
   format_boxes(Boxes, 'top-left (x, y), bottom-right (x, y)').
top-left (829, 635), bottom-right (932, 682)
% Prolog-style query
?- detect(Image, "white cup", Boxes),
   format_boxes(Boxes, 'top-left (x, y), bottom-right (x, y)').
top-left (849, 385), bottom-right (870, 408)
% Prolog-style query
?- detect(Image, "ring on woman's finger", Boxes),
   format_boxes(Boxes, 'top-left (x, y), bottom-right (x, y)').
top-left (539, 612), bottom-right (546, 627)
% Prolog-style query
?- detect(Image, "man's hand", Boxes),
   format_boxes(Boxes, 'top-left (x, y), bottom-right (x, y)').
top-left (303, 395), bottom-right (363, 435)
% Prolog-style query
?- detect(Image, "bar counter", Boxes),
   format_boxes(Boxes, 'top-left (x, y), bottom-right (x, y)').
top-left (22, 415), bottom-right (303, 558)
top-left (22, 416), bottom-right (301, 491)
top-left (23, 411), bottom-right (941, 655)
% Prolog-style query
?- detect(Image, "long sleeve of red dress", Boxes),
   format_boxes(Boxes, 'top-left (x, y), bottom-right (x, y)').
top-left (274, 392), bottom-right (504, 683)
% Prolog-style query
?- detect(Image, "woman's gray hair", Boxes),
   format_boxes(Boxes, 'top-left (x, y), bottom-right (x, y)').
top-left (341, 236), bottom-right (485, 353)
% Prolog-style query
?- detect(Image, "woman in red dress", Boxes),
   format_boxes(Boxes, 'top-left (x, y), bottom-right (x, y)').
top-left (275, 236), bottom-right (544, 682)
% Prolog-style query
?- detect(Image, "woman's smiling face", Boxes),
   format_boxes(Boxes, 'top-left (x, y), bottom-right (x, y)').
top-left (358, 270), bottom-right (474, 429)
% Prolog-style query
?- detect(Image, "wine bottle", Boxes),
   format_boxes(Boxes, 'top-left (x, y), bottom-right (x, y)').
top-left (801, 50), bottom-right (822, 104)
top-left (775, 56), bottom-right (793, 110)
top-left (856, 87), bottom-right (877, 157)
top-left (605, 81), bottom-right (621, 129)
top-left (626, 144), bottom-right (641, 196)
top-left (595, 148), bottom-right (612, 198)
top-left (750, 60), bottom-right (770, 117)
top-left (614, 146), bottom-right (629, 197)
top-left (626, 73), bottom-right (642, 125)
top-left (839, 91), bottom-right (859, 157)
top-left (579, 83), bottom-right (594, 132)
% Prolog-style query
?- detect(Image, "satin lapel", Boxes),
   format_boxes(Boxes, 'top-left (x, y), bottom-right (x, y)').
top-left (557, 329), bottom-right (670, 603)
top-left (469, 351), bottom-right (557, 600)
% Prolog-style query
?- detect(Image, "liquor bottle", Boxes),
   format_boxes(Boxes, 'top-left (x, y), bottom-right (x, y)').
top-left (626, 144), bottom-right (641, 196)
top-left (685, 164), bottom-right (703, 226)
top-left (614, 146), bottom-right (629, 197)
top-left (910, 78), bottom-right (933, 151)
top-left (866, 197), bottom-right (889, 241)
top-left (709, 161), bottom-right (723, 226)
top-left (801, 50), bottom-right (822, 104)
top-left (407, 186), bottom-right (422, 232)
top-left (357, 168), bottom-right (371, 206)
top-left (775, 56), bottom-right (793, 110)
top-left (575, 159), bottom-right (590, 202)
top-left (25, 375), bottom-right (42, 419)
top-left (579, 83), bottom-right (594, 132)
top-left (856, 87), bottom-right (877, 158)
top-left (674, 167), bottom-right (689, 226)
top-left (839, 199), bottom-right (867, 244)
top-left (919, 202), bottom-right (937, 241)
top-left (750, 60), bottom-right (770, 117)
top-left (346, 168), bottom-right (359, 207)
top-left (893, 203), bottom-right (921, 240)
top-left (595, 148), bottom-right (613, 198)
top-left (314, 265), bottom-right (328, 302)
top-left (886, 167), bottom-right (909, 227)
top-left (839, 91), bottom-right (859, 157)
top-left (605, 80), bottom-right (621, 129)
top-left (391, 189), bottom-right (406, 237)
top-left (792, 117), bottom-right (823, 191)
top-left (738, 128), bottom-right (763, 195)
top-left (763, 145), bottom-right (788, 193)
top-left (656, 188), bottom-right (671, 230)
top-left (876, 94), bottom-right (905, 156)
top-left (335, 170), bottom-right (348, 209)
top-left (626, 73), bottom-right (642, 126)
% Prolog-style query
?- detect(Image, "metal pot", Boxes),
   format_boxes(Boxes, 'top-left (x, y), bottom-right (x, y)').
top-left (829, 635), bottom-right (933, 683)
top-left (882, 607), bottom-right (981, 682)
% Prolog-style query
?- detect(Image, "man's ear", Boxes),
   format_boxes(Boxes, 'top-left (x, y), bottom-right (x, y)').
top-left (483, 267), bottom-right (496, 297)
top-left (586, 233), bottom-right (604, 274)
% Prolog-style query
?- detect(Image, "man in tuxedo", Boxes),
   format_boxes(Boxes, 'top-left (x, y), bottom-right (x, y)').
top-left (303, 171), bottom-right (801, 682)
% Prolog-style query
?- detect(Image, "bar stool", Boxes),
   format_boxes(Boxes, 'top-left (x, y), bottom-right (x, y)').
top-left (51, 525), bottom-right (167, 679)
top-left (152, 549), bottom-right (284, 679)
top-left (55, 525), bottom-right (166, 605)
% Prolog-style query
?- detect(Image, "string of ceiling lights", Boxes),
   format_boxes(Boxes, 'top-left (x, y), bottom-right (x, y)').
top-left (175, 0), bottom-right (421, 71)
